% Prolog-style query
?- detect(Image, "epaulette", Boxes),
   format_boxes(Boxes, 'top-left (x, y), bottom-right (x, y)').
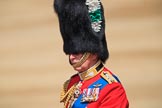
top-left (100, 70), bottom-right (119, 84)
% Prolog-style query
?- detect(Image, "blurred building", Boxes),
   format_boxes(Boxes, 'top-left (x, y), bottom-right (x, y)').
top-left (0, 0), bottom-right (162, 108)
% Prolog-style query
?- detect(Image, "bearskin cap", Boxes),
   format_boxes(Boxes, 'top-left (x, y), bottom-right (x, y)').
top-left (54, 0), bottom-right (109, 62)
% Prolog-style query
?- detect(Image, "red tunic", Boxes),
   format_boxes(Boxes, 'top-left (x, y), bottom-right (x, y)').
top-left (61, 67), bottom-right (129, 108)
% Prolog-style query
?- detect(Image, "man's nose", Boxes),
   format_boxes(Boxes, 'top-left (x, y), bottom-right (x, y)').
top-left (69, 54), bottom-right (76, 60)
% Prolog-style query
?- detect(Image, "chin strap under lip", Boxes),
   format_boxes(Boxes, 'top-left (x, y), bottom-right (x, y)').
top-left (72, 52), bottom-right (91, 68)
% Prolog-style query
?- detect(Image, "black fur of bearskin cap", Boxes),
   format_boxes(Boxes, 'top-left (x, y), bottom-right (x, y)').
top-left (54, 0), bottom-right (109, 63)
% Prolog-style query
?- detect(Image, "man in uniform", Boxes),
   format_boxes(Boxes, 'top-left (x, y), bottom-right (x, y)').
top-left (54, 0), bottom-right (129, 108)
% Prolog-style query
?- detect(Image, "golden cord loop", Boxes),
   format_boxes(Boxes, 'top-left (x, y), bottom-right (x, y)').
top-left (72, 52), bottom-right (91, 68)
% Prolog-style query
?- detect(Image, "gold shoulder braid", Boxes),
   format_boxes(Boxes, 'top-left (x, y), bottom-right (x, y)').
top-left (60, 81), bottom-right (82, 108)
top-left (100, 71), bottom-right (118, 84)
top-left (60, 80), bottom-right (70, 102)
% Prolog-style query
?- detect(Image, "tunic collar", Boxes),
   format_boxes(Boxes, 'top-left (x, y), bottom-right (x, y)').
top-left (78, 60), bottom-right (104, 81)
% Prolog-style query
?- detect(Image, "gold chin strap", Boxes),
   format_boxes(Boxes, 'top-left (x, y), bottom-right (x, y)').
top-left (72, 52), bottom-right (91, 68)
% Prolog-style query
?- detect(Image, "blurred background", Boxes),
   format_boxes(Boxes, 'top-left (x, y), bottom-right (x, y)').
top-left (0, 0), bottom-right (162, 108)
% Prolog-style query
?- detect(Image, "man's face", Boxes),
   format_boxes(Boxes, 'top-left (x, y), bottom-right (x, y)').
top-left (69, 53), bottom-right (98, 72)
top-left (69, 53), bottom-right (83, 66)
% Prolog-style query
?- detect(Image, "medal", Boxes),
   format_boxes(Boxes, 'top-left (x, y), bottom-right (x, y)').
top-left (81, 84), bottom-right (102, 102)
top-left (74, 81), bottom-right (82, 98)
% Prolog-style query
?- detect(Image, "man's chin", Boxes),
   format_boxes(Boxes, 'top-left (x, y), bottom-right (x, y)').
top-left (70, 62), bottom-right (77, 66)
top-left (73, 67), bottom-right (82, 72)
